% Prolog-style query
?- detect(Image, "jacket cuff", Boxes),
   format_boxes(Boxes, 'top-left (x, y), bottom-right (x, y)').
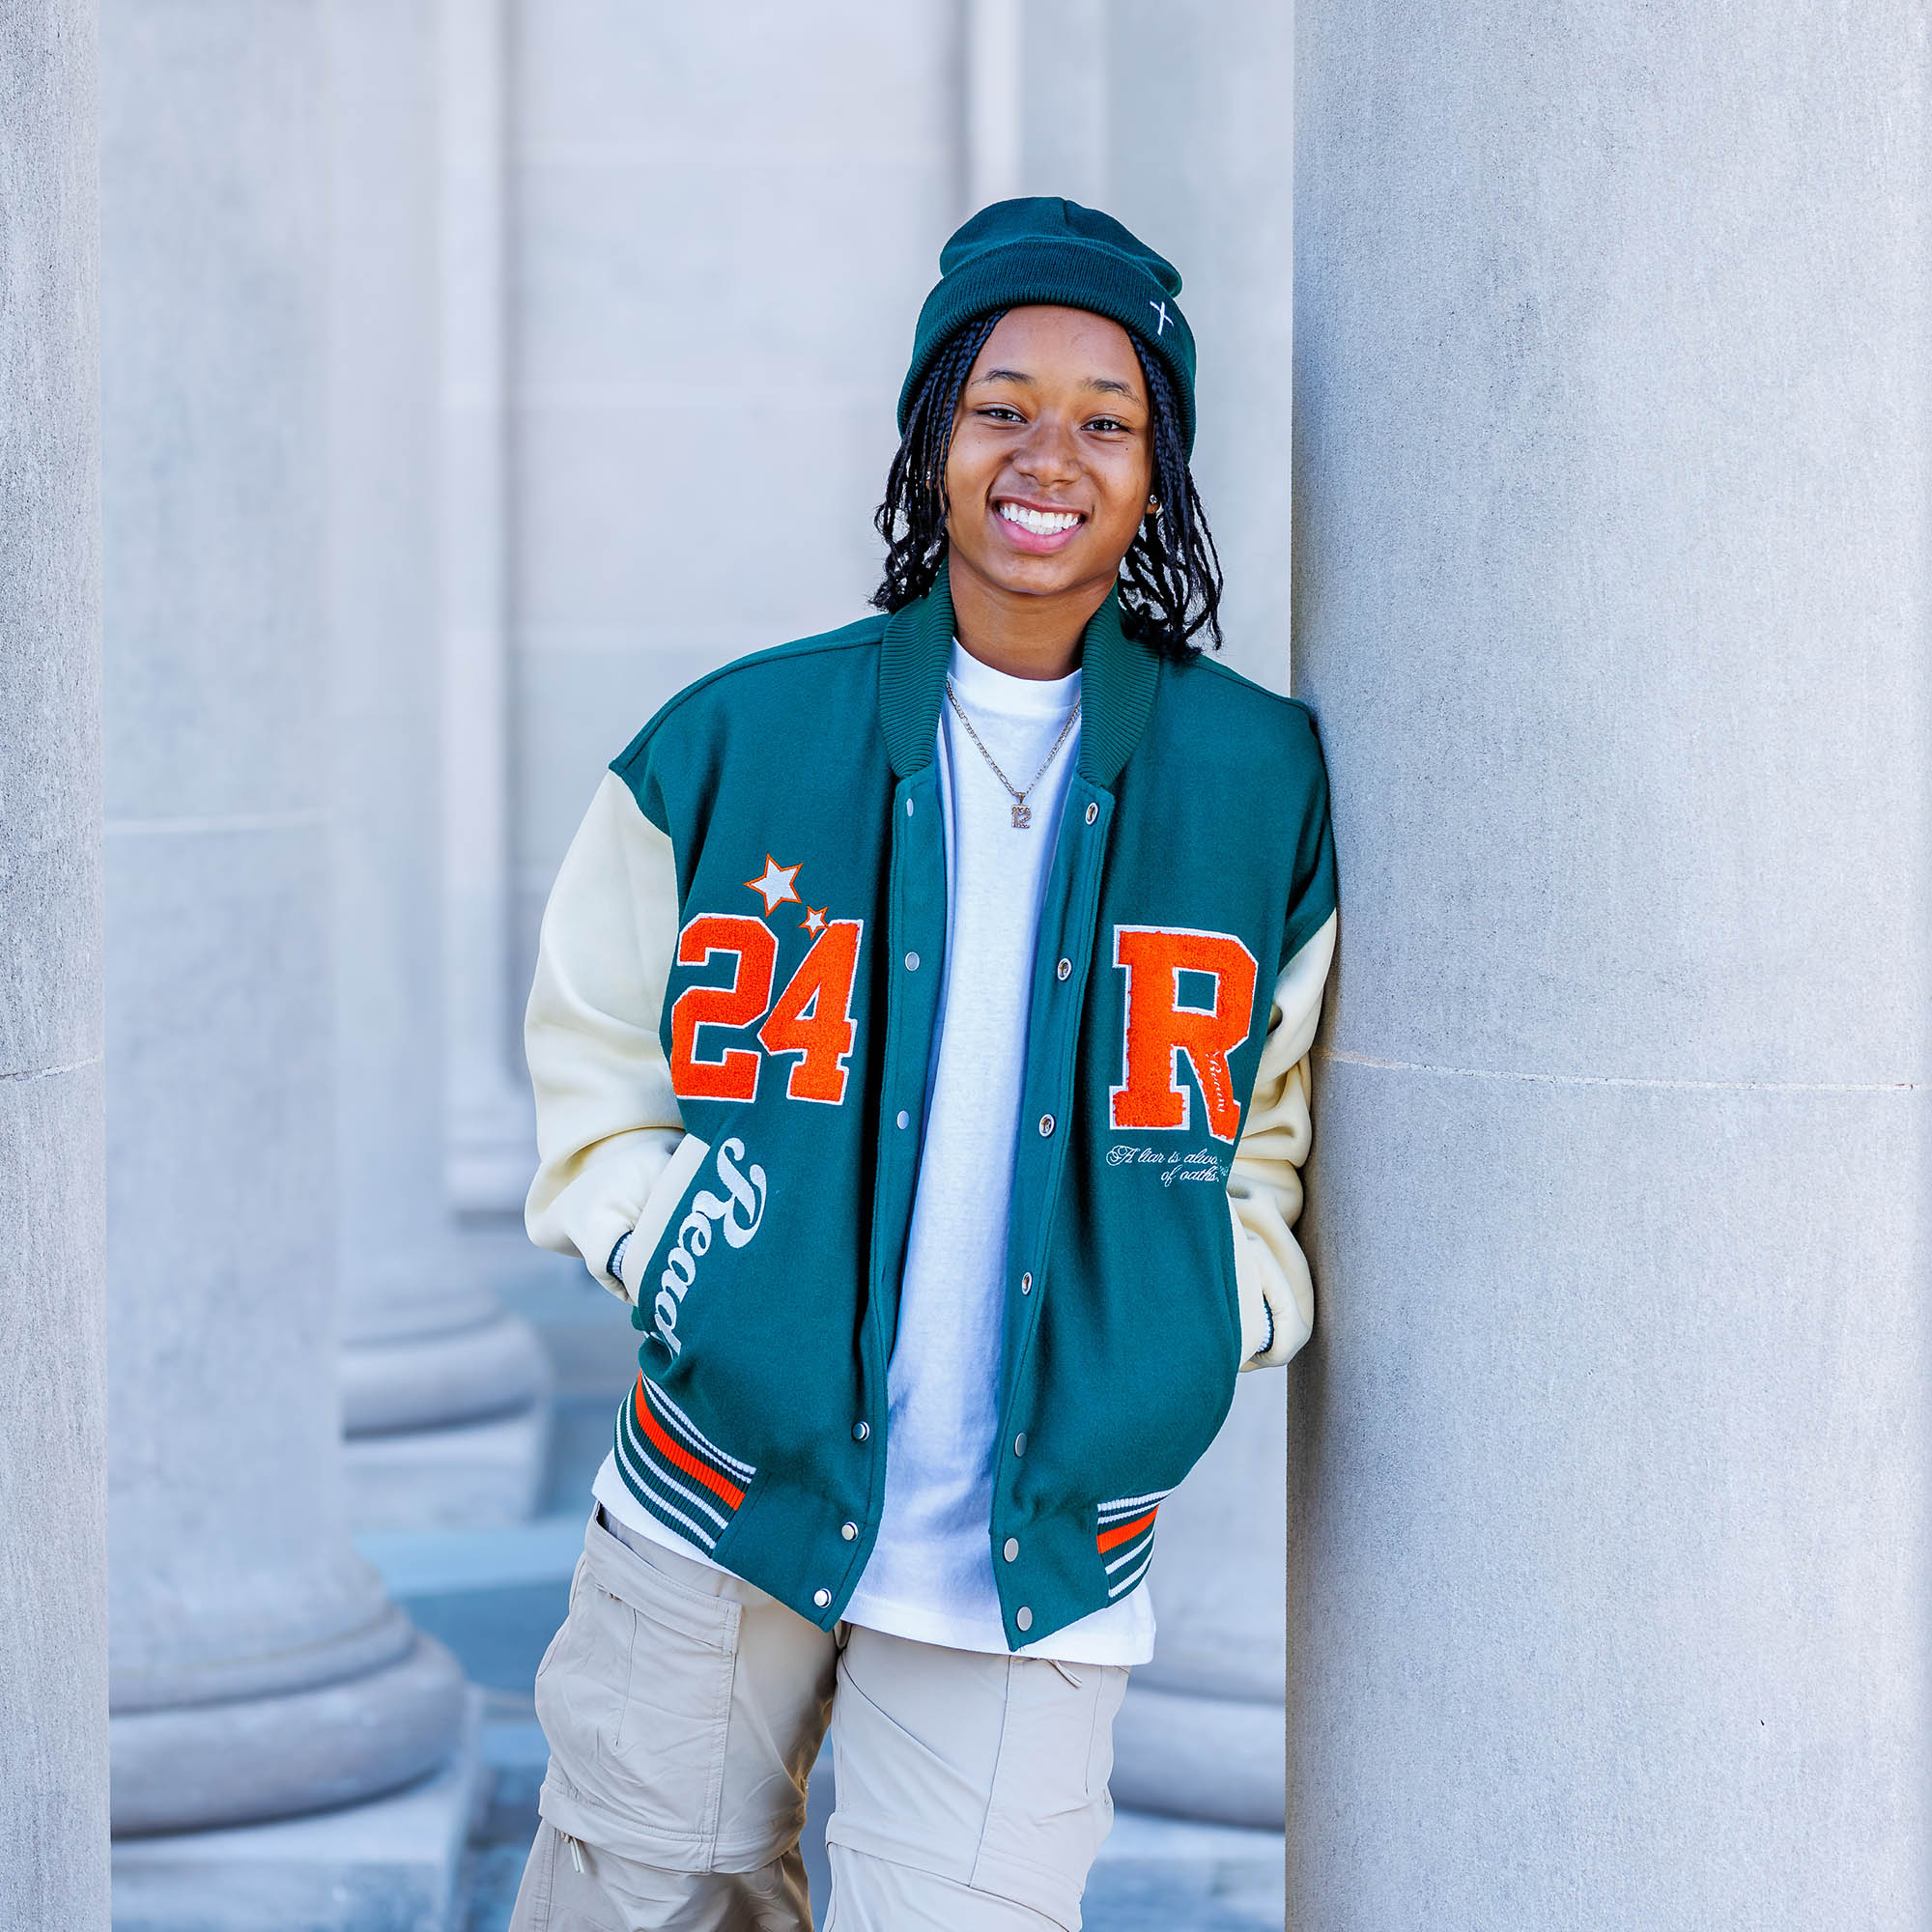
top-left (1230, 1194), bottom-right (1315, 1371)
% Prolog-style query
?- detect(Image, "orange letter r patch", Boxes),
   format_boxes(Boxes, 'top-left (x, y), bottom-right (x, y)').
top-left (1109, 925), bottom-right (1259, 1144)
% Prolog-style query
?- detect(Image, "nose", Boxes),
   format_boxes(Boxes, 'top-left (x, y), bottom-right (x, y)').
top-left (1010, 411), bottom-right (1081, 490)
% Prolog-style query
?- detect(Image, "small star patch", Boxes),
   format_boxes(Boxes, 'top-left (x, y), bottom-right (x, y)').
top-left (745, 855), bottom-right (801, 914)
top-left (801, 906), bottom-right (828, 935)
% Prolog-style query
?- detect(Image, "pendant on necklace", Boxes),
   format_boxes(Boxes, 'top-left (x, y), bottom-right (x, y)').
top-left (1011, 800), bottom-right (1032, 830)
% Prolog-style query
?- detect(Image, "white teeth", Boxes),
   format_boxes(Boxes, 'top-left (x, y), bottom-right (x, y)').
top-left (999, 502), bottom-right (1081, 536)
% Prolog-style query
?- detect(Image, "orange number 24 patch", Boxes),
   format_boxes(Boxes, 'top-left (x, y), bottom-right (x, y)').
top-left (1108, 925), bottom-right (1259, 1144)
top-left (669, 915), bottom-right (865, 1105)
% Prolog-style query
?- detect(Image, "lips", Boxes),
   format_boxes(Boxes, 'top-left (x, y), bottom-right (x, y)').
top-left (993, 497), bottom-right (1086, 554)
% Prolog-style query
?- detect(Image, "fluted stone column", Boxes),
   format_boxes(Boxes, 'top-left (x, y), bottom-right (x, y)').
top-left (0, 3), bottom-right (108, 1921)
top-left (327, 0), bottom-right (549, 1530)
top-left (440, 0), bottom-right (534, 1218)
top-left (1292, 5), bottom-right (1928, 1925)
top-left (102, 0), bottom-right (465, 1835)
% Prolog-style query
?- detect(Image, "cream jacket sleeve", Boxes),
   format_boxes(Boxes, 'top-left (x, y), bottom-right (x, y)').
top-left (1229, 909), bottom-right (1337, 1370)
top-left (525, 771), bottom-right (699, 1301)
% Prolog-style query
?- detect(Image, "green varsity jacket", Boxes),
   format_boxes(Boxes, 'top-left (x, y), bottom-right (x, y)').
top-left (525, 565), bottom-right (1337, 1650)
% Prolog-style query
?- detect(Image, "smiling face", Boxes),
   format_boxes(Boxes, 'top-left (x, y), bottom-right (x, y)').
top-left (940, 305), bottom-right (1153, 671)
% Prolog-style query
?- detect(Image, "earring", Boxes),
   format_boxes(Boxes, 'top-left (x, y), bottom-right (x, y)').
top-left (1146, 496), bottom-right (1162, 517)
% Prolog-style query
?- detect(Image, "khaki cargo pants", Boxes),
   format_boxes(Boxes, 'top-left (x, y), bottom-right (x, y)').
top-left (509, 1509), bottom-right (1128, 1931)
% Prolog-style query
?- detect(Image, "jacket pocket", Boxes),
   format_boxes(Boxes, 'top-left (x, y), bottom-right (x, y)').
top-left (618, 1133), bottom-right (712, 1299)
top-left (629, 1132), bottom-right (770, 1367)
top-left (1224, 1192), bottom-right (1273, 1367)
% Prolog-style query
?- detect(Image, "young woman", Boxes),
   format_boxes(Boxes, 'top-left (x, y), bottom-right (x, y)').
top-left (513, 197), bottom-right (1337, 1932)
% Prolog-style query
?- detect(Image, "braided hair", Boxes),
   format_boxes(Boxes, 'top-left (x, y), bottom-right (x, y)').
top-left (871, 314), bottom-right (1224, 660)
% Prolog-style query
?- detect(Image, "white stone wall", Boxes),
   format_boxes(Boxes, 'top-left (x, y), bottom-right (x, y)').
top-left (0, 1), bottom-right (107, 1921)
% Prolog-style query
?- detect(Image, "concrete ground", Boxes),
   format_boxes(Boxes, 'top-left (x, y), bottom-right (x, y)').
top-left (369, 1239), bottom-right (1284, 1931)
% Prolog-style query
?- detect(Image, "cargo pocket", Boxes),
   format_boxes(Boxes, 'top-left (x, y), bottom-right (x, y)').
top-left (534, 1520), bottom-right (742, 1871)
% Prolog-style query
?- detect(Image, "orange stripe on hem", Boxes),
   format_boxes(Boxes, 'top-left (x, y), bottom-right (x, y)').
top-left (1097, 1507), bottom-right (1158, 1553)
top-left (634, 1378), bottom-right (746, 1509)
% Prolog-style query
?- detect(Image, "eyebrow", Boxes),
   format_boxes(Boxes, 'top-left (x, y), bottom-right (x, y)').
top-left (970, 368), bottom-right (1141, 400)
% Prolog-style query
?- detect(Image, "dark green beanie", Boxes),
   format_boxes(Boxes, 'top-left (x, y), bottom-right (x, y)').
top-left (897, 197), bottom-right (1197, 456)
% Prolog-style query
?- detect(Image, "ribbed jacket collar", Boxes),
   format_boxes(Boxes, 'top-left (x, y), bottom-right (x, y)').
top-left (877, 561), bottom-right (1158, 788)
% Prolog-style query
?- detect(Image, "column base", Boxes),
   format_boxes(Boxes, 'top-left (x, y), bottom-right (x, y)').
top-left (342, 1310), bottom-right (554, 1530)
top-left (113, 1688), bottom-right (483, 1932)
top-left (345, 1402), bottom-right (552, 1529)
top-left (341, 1311), bottom-right (552, 1437)
top-left (113, 1633), bottom-right (469, 1837)
top-left (1110, 1683), bottom-right (1286, 1830)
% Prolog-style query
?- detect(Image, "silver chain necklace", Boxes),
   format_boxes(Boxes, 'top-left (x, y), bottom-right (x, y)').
top-left (944, 679), bottom-right (1079, 829)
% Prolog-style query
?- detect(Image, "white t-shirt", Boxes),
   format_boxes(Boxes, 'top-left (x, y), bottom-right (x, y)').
top-left (595, 639), bottom-right (1155, 1666)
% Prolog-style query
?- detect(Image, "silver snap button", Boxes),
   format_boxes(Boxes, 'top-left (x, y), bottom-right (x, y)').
top-left (840, 1521), bottom-right (858, 1541)
top-left (1015, 1605), bottom-right (1034, 1632)
top-left (1037, 1114), bottom-right (1054, 1137)
top-left (1056, 957), bottom-right (1071, 980)
top-left (1084, 803), bottom-right (1098, 825)
top-left (896, 1109), bottom-right (910, 1129)
top-left (1013, 1432), bottom-right (1027, 1456)
top-left (905, 797), bottom-right (914, 816)
top-left (1019, 1272), bottom-right (1032, 1294)
top-left (904, 952), bottom-right (919, 971)
top-left (853, 1420), bottom-right (870, 1441)
top-left (813, 1588), bottom-right (832, 1609)
top-left (1003, 1537), bottom-right (1019, 1562)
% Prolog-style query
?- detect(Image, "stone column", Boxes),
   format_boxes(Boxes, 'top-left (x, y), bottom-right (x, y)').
top-left (1292, 5), bottom-right (1928, 1925)
top-left (1097, 0), bottom-right (1297, 1829)
top-left (328, 0), bottom-right (549, 1530)
top-left (440, 0), bottom-right (533, 1220)
top-left (102, 0), bottom-right (465, 1834)
top-left (0, 2), bottom-right (108, 1921)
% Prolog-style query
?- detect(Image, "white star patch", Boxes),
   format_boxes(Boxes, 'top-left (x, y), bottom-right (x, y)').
top-left (745, 855), bottom-right (801, 914)
top-left (801, 906), bottom-right (827, 935)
